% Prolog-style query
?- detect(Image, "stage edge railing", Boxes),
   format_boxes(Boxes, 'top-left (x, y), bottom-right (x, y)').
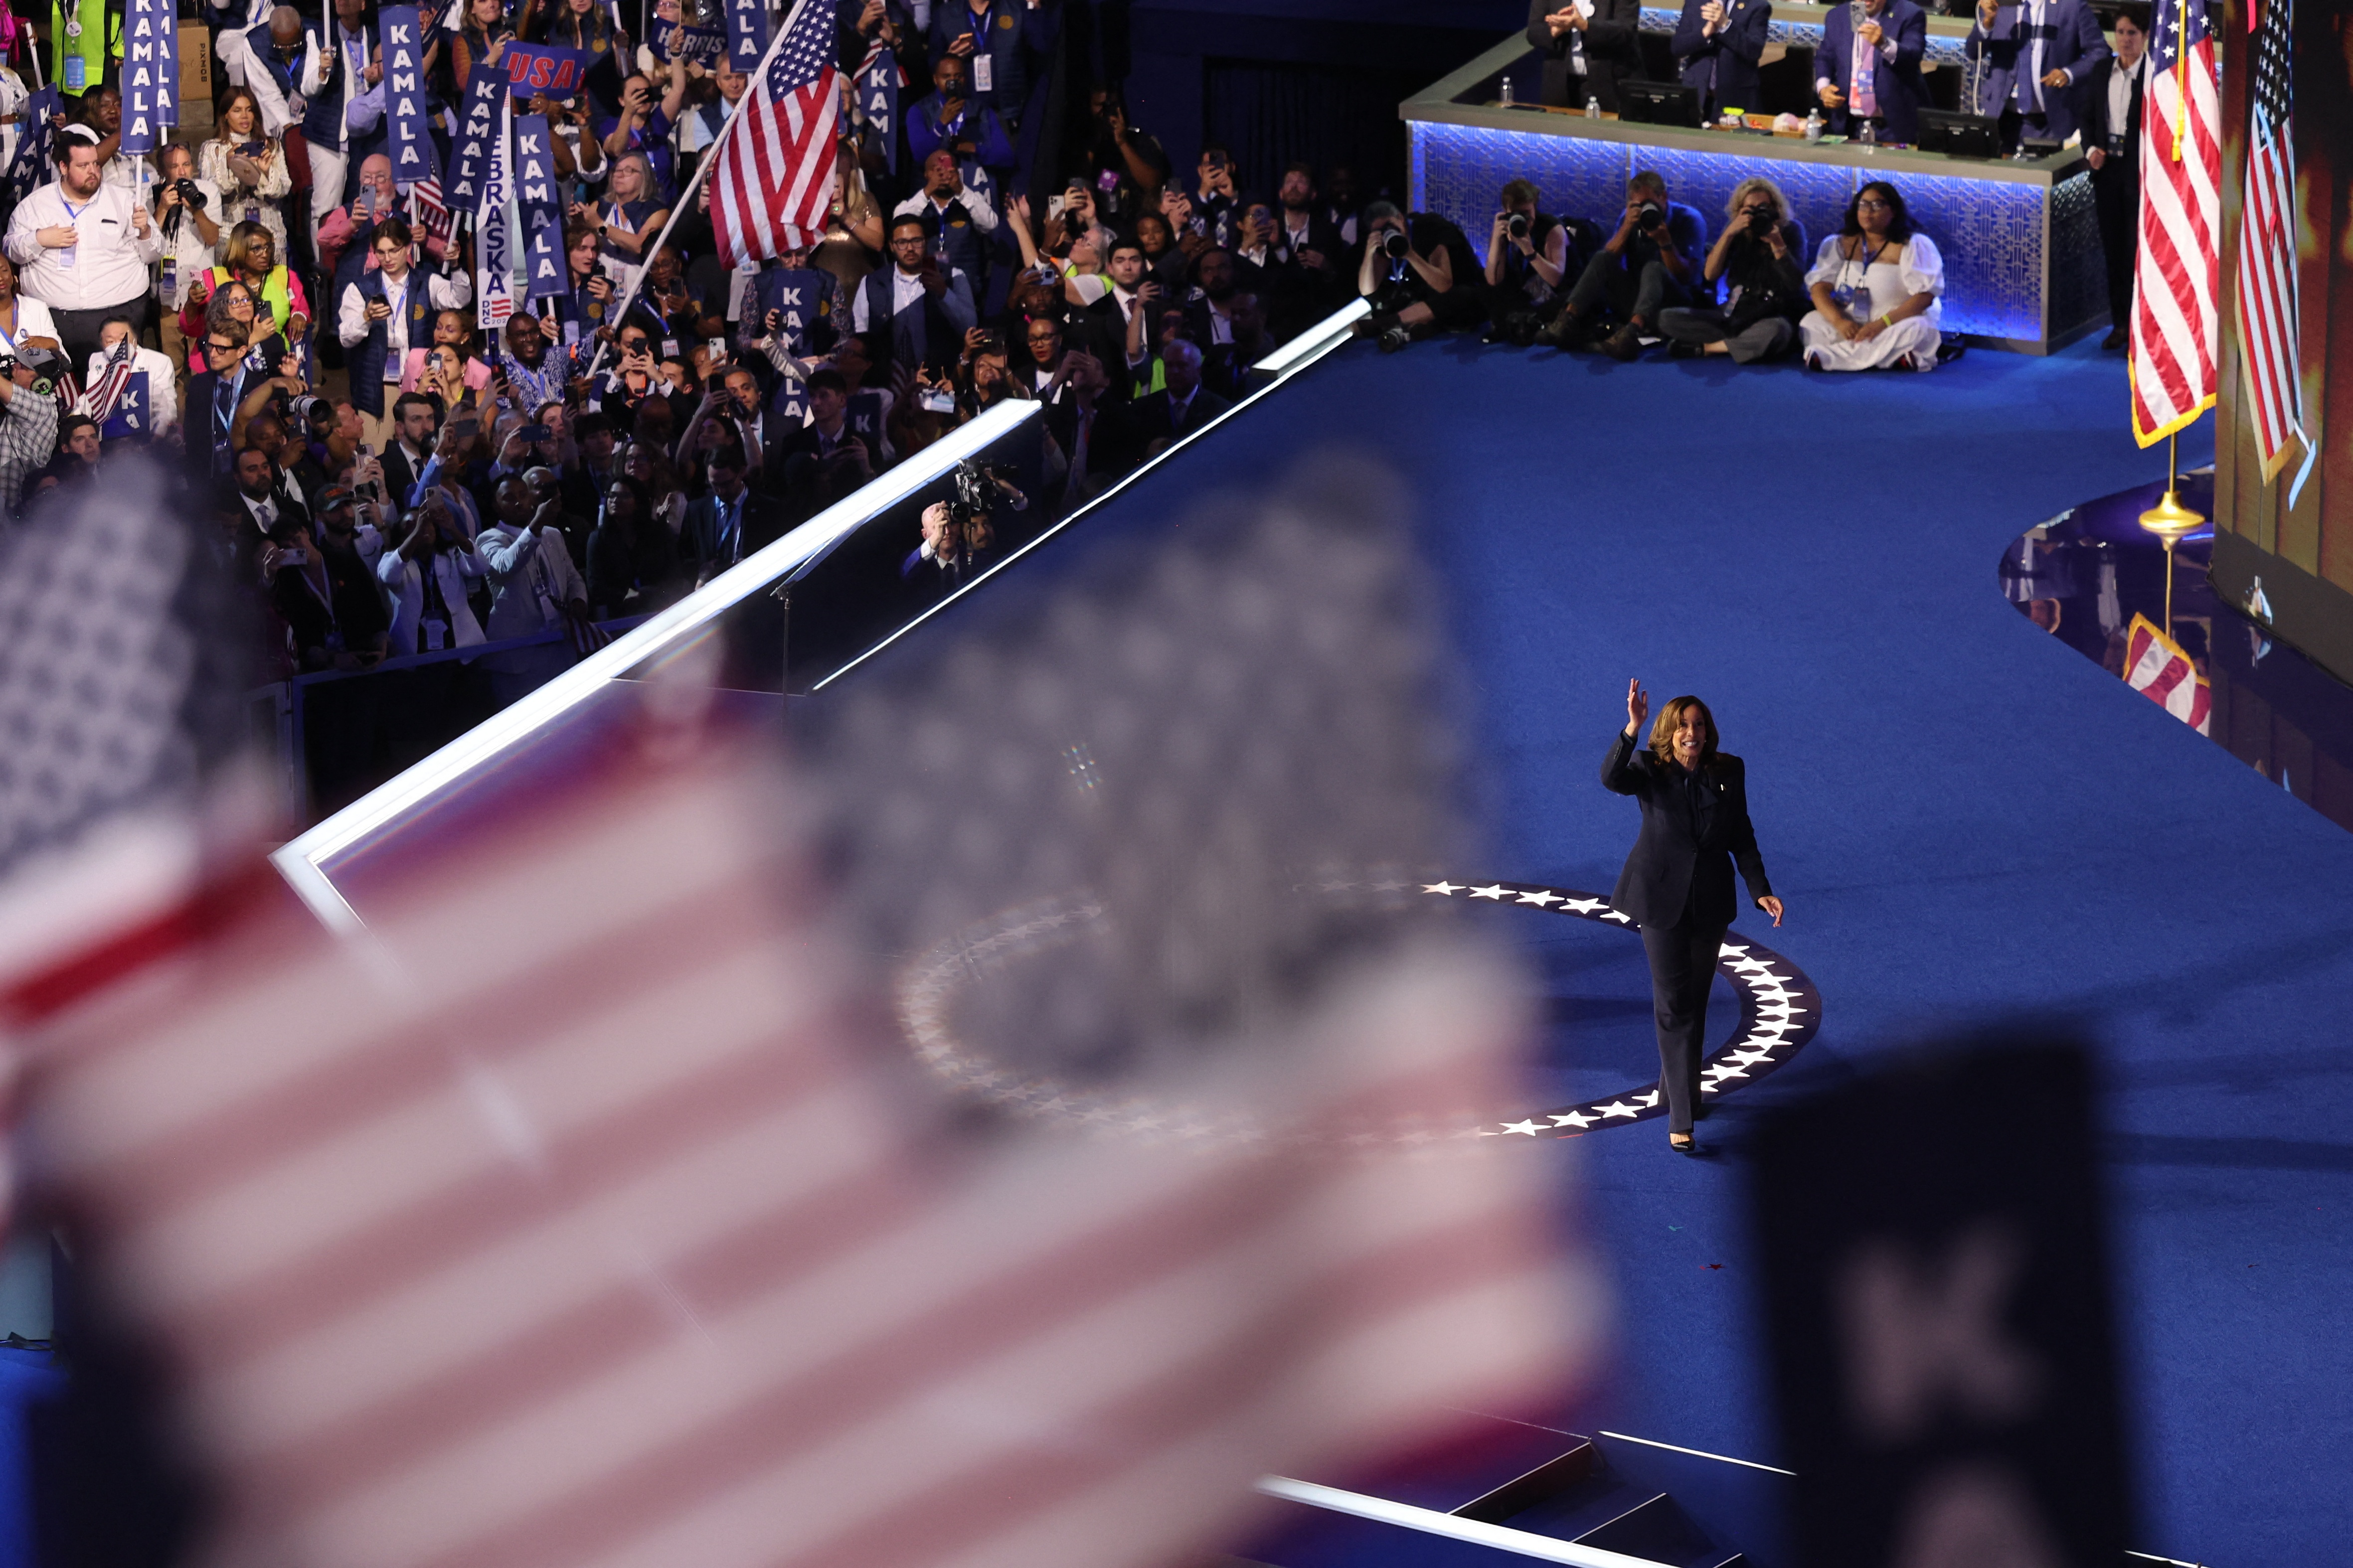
top-left (272, 297), bottom-right (1373, 934)
top-left (808, 295), bottom-right (1371, 693)
top-left (1254, 1476), bottom-right (1674, 1568)
top-left (269, 401), bottom-right (1036, 935)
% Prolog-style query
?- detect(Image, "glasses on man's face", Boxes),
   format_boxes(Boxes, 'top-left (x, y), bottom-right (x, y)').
top-left (207, 339), bottom-right (241, 356)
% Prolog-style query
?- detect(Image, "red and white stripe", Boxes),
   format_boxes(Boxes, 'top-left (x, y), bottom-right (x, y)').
top-left (26, 745), bottom-right (1586, 1568)
top-left (2233, 132), bottom-right (2302, 476)
top-left (76, 349), bottom-right (136, 422)
top-left (2124, 614), bottom-right (2211, 734)
top-left (711, 0), bottom-right (840, 266)
top-left (2129, 14), bottom-right (2220, 446)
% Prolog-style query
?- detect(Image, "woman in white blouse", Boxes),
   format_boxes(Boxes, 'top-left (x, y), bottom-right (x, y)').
top-left (1799, 181), bottom-right (1944, 373)
top-left (198, 86), bottom-right (294, 261)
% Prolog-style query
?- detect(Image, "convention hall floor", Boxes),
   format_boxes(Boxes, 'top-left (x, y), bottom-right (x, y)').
top-left (907, 331), bottom-right (2350, 1566)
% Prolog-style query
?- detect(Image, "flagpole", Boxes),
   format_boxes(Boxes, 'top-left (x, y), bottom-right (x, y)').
top-left (578, 0), bottom-right (811, 384)
top-left (2139, 424), bottom-right (2205, 637)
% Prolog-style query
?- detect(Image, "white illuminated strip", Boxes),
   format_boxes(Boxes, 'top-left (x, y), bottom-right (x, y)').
top-left (1252, 297), bottom-right (1370, 376)
top-left (270, 402), bottom-right (1040, 935)
top-left (1254, 1476), bottom-right (1675, 1568)
top-left (810, 296), bottom-right (1372, 693)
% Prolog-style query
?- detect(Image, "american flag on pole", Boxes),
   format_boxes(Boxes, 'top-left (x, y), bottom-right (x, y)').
top-left (2231, 0), bottom-right (2316, 499)
top-left (409, 173), bottom-right (458, 261)
top-left (2129, 0), bottom-right (2220, 449)
top-left (19, 465), bottom-right (1592, 1568)
top-left (711, 0), bottom-right (840, 266)
top-left (2123, 613), bottom-right (2211, 734)
top-left (76, 338), bottom-right (137, 422)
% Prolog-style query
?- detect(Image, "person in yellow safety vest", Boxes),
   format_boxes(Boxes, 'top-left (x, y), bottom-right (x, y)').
top-left (50, 0), bottom-right (122, 98)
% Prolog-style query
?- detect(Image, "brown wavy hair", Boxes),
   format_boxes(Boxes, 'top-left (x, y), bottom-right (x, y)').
top-left (1648, 695), bottom-right (1718, 770)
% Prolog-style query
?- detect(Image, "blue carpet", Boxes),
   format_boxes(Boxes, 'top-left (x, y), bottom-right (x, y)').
top-left (951, 334), bottom-right (2352, 1565)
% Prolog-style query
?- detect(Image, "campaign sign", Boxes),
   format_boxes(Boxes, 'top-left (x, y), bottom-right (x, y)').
top-left (503, 42), bottom-right (599, 100)
top-left (723, 0), bottom-right (768, 71)
top-left (512, 113), bottom-right (568, 301)
top-left (103, 374), bottom-right (150, 441)
top-left (755, 269), bottom-right (828, 355)
top-left (477, 100), bottom-right (516, 330)
top-left (650, 21), bottom-right (726, 64)
top-left (1749, 1040), bottom-right (2131, 1568)
top-left (120, 0), bottom-right (174, 153)
top-left (444, 62), bottom-right (509, 210)
top-left (859, 48), bottom-right (900, 170)
top-left (381, 5), bottom-right (443, 182)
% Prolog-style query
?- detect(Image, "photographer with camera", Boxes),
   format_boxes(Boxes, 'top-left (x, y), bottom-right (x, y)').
top-left (152, 145), bottom-right (223, 374)
top-left (1354, 201), bottom-right (1484, 354)
top-left (1657, 176), bottom-right (1807, 363)
top-left (1535, 170), bottom-right (1702, 360)
top-left (0, 346), bottom-right (59, 519)
top-left (1482, 179), bottom-right (1571, 346)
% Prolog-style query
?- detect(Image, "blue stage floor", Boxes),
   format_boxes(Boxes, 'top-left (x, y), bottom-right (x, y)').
top-left (932, 334), bottom-right (2348, 1566)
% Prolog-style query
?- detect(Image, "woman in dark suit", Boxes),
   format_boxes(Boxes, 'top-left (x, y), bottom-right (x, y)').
top-left (1603, 679), bottom-right (1784, 1154)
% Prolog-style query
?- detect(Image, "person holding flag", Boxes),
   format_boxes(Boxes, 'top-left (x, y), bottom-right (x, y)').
top-left (80, 311), bottom-right (177, 436)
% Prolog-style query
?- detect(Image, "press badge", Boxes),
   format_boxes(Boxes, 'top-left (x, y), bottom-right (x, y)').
top-left (423, 618), bottom-right (449, 652)
top-left (661, 337), bottom-right (678, 358)
top-left (973, 53), bottom-right (992, 93)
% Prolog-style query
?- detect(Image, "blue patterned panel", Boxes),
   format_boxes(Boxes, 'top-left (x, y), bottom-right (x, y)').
top-left (1646, 144), bottom-right (1858, 267)
top-left (2045, 168), bottom-right (2104, 336)
top-left (1883, 169), bottom-right (2045, 340)
top-left (1642, 6), bottom-right (1974, 65)
top-left (1411, 122), bottom-right (1632, 267)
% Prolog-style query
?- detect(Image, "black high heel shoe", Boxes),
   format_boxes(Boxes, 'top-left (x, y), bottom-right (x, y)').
top-left (1669, 1131), bottom-right (1697, 1155)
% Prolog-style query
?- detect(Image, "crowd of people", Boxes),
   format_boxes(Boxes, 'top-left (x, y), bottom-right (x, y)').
top-left (0, 0), bottom-right (1386, 690)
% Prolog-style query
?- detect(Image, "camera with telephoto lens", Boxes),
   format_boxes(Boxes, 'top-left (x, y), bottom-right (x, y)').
top-left (1506, 211), bottom-right (1530, 241)
top-left (1637, 201), bottom-right (1666, 232)
top-left (947, 460), bottom-right (1001, 527)
top-left (174, 178), bottom-right (208, 209)
top-left (1380, 229), bottom-right (1410, 259)
top-left (291, 394), bottom-right (331, 429)
top-left (1745, 206), bottom-right (1777, 235)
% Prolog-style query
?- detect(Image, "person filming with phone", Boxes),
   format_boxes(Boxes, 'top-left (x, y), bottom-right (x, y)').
top-left (1657, 176), bottom-right (1807, 363)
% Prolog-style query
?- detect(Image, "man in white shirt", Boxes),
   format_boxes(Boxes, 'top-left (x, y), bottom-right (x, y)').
top-left (337, 218), bottom-right (471, 447)
top-left (301, 0), bottom-right (390, 233)
top-left (83, 314), bottom-right (181, 436)
top-left (3, 130), bottom-right (163, 373)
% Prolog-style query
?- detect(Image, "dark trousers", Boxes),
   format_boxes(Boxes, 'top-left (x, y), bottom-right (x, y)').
top-left (2092, 158), bottom-right (2138, 329)
top-left (1640, 919), bottom-right (1726, 1135)
top-left (1564, 255), bottom-right (1689, 328)
top-left (52, 298), bottom-right (151, 379)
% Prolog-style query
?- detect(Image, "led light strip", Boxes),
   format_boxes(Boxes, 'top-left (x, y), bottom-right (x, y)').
top-left (1255, 1475), bottom-right (1676, 1568)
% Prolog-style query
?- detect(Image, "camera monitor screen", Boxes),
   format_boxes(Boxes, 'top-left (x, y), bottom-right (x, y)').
top-left (1916, 108), bottom-right (2002, 159)
top-left (1616, 80), bottom-right (1700, 128)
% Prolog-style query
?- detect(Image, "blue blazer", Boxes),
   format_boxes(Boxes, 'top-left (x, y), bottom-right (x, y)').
top-left (1815, 0), bottom-right (1927, 145)
top-left (1963, 0), bottom-right (2111, 140)
top-left (1672, 0), bottom-right (1771, 115)
top-left (925, 0), bottom-right (1056, 128)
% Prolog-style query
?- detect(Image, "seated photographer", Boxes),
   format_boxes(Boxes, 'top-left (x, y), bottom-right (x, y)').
top-left (1536, 171), bottom-right (1703, 359)
top-left (1354, 201), bottom-right (1484, 353)
top-left (1657, 177), bottom-right (1807, 363)
top-left (1483, 178), bottom-right (1571, 346)
top-left (852, 214), bottom-right (980, 377)
top-left (1799, 180), bottom-right (1945, 372)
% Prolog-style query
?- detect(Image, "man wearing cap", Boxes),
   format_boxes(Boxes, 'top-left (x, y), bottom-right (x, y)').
top-left (3, 129), bottom-right (162, 372)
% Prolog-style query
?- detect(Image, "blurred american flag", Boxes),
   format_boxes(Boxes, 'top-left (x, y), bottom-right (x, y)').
top-left (16, 459), bottom-right (1595, 1568)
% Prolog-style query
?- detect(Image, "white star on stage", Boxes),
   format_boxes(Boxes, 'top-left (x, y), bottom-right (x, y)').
top-left (1422, 881), bottom-right (1461, 896)
top-left (1550, 1110), bottom-right (1593, 1128)
top-left (1563, 897), bottom-right (1609, 914)
top-left (1706, 1063), bottom-right (1748, 1081)
top-left (1319, 879), bottom-right (1357, 893)
top-left (1639, 1091), bottom-right (1660, 1105)
top-left (1500, 1119), bottom-right (1544, 1135)
top-left (1515, 889), bottom-right (1563, 908)
top-left (1719, 943), bottom-right (1749, 957)
top-left (1600, 910), bottom-right (1632, 924)
top-left (1469, 884), bottom-right (1510, 900)
top-left (1730, 1047), bottom-right (1776, 1067)
top-left (1597, 1100), bottom-right (1642, 1118)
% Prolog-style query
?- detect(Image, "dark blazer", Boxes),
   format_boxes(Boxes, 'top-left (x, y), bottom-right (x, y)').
top-left (1672, 0), bottom-right (1771, 114)
top-left (1601, 728), bottom-right (1772, 931)
top-left (2080, 53), bottom-right (2144, 156)
top-left (1525, 0), bottom-right (1645, 112)
top-left (679, 488), bottom-right (792, 578)
top-left (1816, 0), bottom-right (1928, 145)
top-left (1122, 385), bottom-right (1232, 455)
top-left (1963, 0), bottom-right (2110, 141)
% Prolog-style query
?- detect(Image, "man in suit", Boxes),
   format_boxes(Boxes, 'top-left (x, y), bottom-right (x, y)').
top-left (1814, 0), bottom-right (1929, 146)
top-left (680, 448), bottom-right (791, 583)
top-left (1672, 0), bottom-right (1772, 117)
top-left (1121, 340), bottom-right (1229, 461)
top-left (1525, 0), bottom-right (1645, 114)
top-left (2081, 4), bottom-right (2147, 348)
top-left (1964, 0), bottom-right (2110, 148)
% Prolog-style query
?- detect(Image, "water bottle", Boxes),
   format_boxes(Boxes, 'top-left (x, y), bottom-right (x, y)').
top-left (1585, 96), bottom-right (1601, 120)
top-left (1804, 107), bottom-right (1824, 142)
top-left (1859, 118), bottom-right (1876, 149)
top-left (1499, 75), bottom-right (1514, 107)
